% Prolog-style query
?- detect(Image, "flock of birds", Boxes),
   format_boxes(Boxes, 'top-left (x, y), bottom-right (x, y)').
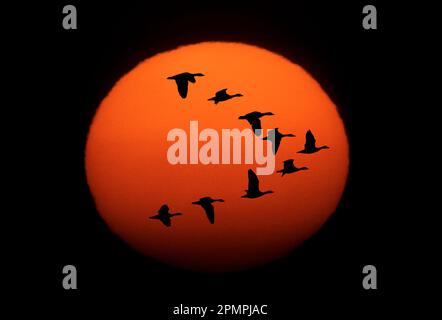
top-left (149, 72), bottom-right (330, 227)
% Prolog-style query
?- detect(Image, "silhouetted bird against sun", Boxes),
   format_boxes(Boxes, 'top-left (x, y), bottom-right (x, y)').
top-left (238, 111), bottom-right (274, 135)
top-left (192, 197), bottom-right (225, 224)
top-left (167, 72), bottom-right (204, 98)
top-left (149, 204), bottom-right (182, 227)
top-left (297, 130), bottom-right (329, 154)
top-left (277, 159), bottom-right (308, 176)
top-left (263, 128), bottom-right (295, 154)
top-left (208, 89), bottom-right (243, 104)
top-left (242, 169), bottom-right (273, 199)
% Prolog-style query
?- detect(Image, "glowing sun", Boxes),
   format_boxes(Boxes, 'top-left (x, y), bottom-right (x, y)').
top-left (85, 42), bottom-right (349, 272)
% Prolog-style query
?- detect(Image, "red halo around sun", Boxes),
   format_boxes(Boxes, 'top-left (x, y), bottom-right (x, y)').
top-left (85, 42), bottom-right (349, 272)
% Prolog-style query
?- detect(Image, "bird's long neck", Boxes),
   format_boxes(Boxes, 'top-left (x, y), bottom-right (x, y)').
top-left (299, 167), bottom-right (308, 171)
top-left (213, 199), bottom-right (223, 202)
top-left (319, 145), bottom-right (329, 150)
top-left (170, 213), bottom-right (182, 217)
top-left (232, 94), bottom-right (242, 98)
top-left (262, 190), bottom-right (273, 195)
top-left (262, 112), bottom-right (273, 116)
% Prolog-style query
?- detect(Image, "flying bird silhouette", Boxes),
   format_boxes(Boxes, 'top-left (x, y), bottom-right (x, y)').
top-left (149, 204), bottom-right (182, 227)
top-left (297, 130), bottom-right (329, 154)
top-left (263, 128), bottom-right (295, 154)
top-left (238, 111), bottom-right (274, 135)
top-left (167, 72), bottom-right (204, 98)
top-left (192, 197), bottom-right (225, 224)
top-left (277, 159), bottom-right (308, 176)
top-left (242, 169), bottom-right (273, 199)
top-left (208, 89), bottom-right (243, 104)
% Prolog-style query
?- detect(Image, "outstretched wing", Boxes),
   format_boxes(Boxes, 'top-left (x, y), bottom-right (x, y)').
top-left (176, 78), bottom-right (189, 98)
top-left (283, 159), bottom-right (294, 170)
top-left (158, 204), bottom-right (169, 214)
top-left (162, 216), bottom-right (172, 227)
top-left (248, 118), bottom-right (262, 134)
top-left (216, 88), bottom-right (228, 97)
top-left (305, 130), bottom-right (316, 149)
top-left (201, 203), bottom-right (215, 224)
top-left (247, 169), bottom-right (260, 193)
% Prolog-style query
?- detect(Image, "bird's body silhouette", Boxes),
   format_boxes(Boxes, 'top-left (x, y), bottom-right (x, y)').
top-left (192, 197), bottom-right (225, 224)
top-left (238, 111), bottom-right (274, 135)
top-left (263, 128), bottom-right (295, 154)
top-left (297, 130), bottom-right (329, 154)
top-left (167, 72), bottom-right (204, 98)
top-left (208, 89), bottom-right (243, 104)
top-left (149, 204), bottom-right (182, 227)
top-left (242, 169), bottom-right (273, 199)
top-left (277, 159), bottom-right (308, 176)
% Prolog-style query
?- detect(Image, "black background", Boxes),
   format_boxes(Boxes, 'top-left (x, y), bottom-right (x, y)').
top-left (13, 0), bottom-right (418, 315)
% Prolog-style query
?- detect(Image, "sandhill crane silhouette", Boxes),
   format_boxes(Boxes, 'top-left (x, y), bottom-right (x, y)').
top-left (277, 159), bottom-right (308, 176)
top-left (263, 128), bottom-right (295, 154)
top-left (208, 89), bottom-right (243, 104)
top-left (192, 197), bottom-right (225, 224)
top-left (149, 204), bottom-right (182, 227)
top-left (297, 130), bottom-right (329, 154)
top-left (167, 72), bottom-right (204, 98)
top-left (242, 169), bottom-right (273, 198)
top-left (238, 111), bottom-right (274, 135)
